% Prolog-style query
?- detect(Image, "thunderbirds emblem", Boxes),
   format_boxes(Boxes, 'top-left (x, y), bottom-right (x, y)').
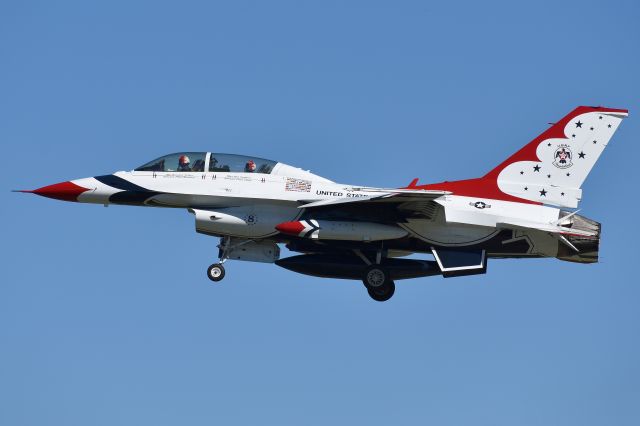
top-left (553, 144), bottom-right (573, 169)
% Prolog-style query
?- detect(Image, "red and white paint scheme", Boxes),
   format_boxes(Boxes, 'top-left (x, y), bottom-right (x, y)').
top-left (19, 106), bottom-right (628, 301)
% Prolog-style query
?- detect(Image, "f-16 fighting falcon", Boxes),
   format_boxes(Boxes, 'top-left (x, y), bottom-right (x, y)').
top-left (18, 106), bottom-right (628, 301)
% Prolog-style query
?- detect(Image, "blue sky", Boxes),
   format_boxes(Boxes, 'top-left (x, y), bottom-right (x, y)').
top-left (1, 1), bottom-right (638, 425)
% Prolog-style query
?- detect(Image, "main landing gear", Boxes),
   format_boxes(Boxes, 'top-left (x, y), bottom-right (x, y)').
top-left (356, 250), bottom-right (396, 302)
top-left (362, 265), bottom-right (395, 302)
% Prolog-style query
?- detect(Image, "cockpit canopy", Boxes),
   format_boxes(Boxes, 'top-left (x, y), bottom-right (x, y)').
top-left (209, 153), bottom-right (276, 173)
top-left (135, 152), bottom-right (207, 172)
top-left (135, 152), bottom-right (277, 174)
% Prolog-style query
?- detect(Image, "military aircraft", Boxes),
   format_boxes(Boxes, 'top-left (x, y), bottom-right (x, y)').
top-left (19, 106), bottom-right (628, 301)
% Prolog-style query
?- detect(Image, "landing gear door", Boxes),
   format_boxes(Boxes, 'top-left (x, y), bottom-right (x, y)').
top-left (431, 248), bottom-right (487, 278)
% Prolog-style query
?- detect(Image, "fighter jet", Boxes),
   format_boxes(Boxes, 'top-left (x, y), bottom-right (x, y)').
top-left (19, 106), bottom-right (628, 301)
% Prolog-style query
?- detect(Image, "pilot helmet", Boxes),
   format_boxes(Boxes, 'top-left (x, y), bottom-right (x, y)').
top-left (179, 155), bottom-right (190, 165)
top-left (246, 160), bottom-right (256, 172)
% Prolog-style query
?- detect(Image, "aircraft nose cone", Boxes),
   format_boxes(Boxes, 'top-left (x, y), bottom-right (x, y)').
top-left (275, 221), bottom-right (306, 235)
top-left (26, 181), bottom-right (91, 202)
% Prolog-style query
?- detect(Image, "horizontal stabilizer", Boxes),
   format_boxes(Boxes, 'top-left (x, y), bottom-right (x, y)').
top-left (496, 219), bottom-right (597, 238)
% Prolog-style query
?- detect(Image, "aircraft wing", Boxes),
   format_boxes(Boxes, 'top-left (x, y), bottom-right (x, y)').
top-left (297, 189), bottom-right (450, 222)
top-left (299, 189), bottom-right (450, 209)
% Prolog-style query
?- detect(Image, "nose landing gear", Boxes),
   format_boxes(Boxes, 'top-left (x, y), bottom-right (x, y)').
top-left (207, 263), bottom-right (226, 282)
top-left (206, 237), bottom-right (231, 283)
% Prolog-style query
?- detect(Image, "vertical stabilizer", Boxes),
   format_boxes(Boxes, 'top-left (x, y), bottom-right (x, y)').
top-left (486, 106), bottom-right (628, 208)
top-left (420, 106), bottom-right (628, 208)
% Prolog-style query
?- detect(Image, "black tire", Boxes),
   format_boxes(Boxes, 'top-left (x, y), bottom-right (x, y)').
top-left (367, 281), bottom-right (395, 302)
top-left (362, 265), bottom-right (389, 289)
top-left (207, 263), bottom-right (225, 282)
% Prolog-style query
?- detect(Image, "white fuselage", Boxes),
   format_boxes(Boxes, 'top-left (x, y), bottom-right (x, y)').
top-left (69, 160), bottom-right (562, 258)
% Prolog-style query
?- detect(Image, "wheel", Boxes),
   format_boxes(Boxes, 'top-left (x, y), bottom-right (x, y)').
top-left (362, 265), bottom-right (389, 288)
top-left (207, 263), bottom-right (225, 282)
top-left (367, 281), bottom-right (395, 302)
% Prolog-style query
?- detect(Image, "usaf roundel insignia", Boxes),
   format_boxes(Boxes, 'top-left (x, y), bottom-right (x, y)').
top-left (470, 201), bottom-right (491, 209)
top-left (553, 144), bottom-right (573, 169)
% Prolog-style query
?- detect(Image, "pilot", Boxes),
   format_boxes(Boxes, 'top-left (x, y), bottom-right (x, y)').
top-left (177, 155), bottom-right (191, 171)
top-left (245, 160), bottom-right (256, 173)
